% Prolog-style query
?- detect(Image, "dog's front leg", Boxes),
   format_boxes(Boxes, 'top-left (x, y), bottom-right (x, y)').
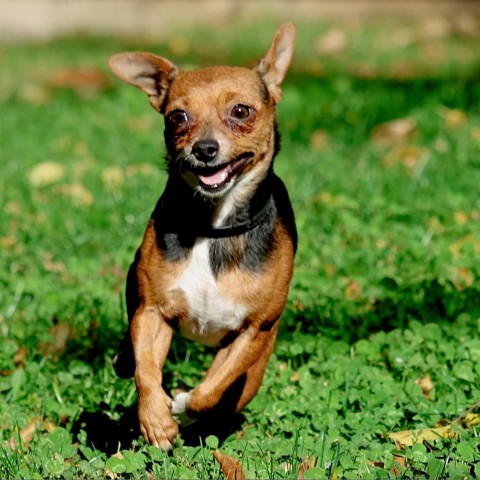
top-left (173, 323), bottom-right (277, 420)
top-left (131, 306), bottom-right (177, 450)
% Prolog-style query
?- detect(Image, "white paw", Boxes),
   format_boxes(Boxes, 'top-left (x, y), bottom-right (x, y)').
top-left (171, 391), bottom-right (196, 427)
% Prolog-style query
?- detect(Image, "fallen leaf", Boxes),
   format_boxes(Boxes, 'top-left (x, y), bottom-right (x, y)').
top-left (38, 322), bottom-right (71, 357)
top-left (213, 450), bottom-right (247, 480)
top-left (56, 183), bottom-right (94, 206)
top-left (315, 28), bottom-right (348, 56)
top-left (462, 413), bottom-right (480, 428)
top-left (29, 161), bottom-right (65, 187)
top-left (471, 126), bottom-right (480, 140)
top-left (415, 374), bottom-right (434, 399)
top-left (391, 455), bottom-right (407, 477)
top-left (8, 416), bottom-right (42, 449)
top-left (440, 107), bottom-right (467, 130)
top-left (350, 63), bottom-right (379, 79)
top-left (126, 163), bottom-right (157, 177)
top-left (43, 420), bottom-right (57, 433)
top-left (452, 266), bottom-right (474, 290)
top-left (310, 129), bottom-right (329, 151)
top-left (372, 117), bottom-right (416, 146)
top-left (290, 371), bottom-right (301, 383)
top-left (13, 347), bottom-right (27, 368)
top-left (18, 83), bottom-right (51, 105)
top-left (297, 456), bottom-right (317, 480)
top-left (345, 280), bottom-right (362, 300)
top-left (383, 145), bottom-right (428, 175)
top-left (388, 425), bottom-right (455, 448)
top-left (453, 212), bottom-right (470, 225)
top-left (102, 167), bottom-right (125, 191)
top-left (42, 253), bottom-right (68, 276)
top-left (49, 68), bottom-right (111, 96)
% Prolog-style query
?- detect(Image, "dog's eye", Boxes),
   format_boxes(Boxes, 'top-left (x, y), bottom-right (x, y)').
top-left (229, 104), bottom-right (252, 121)
top-left (167, 109), bottom-right (189, 128)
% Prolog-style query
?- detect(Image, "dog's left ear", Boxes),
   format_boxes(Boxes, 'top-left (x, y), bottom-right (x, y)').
top-left (108, 52), bottom-right (179, 112)
top-left (255, 23), bottom-right (296, 104)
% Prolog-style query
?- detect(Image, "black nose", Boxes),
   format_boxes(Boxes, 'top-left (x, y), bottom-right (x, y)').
top-left (191, 139), bottom-right (219, 163)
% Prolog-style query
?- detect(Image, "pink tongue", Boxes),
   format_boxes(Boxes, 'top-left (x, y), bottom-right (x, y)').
top-left (198, 166), bottom-right (229, 186)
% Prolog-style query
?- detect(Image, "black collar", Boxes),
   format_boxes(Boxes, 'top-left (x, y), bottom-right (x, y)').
top-left (194, 195), bottom-right (274, 239)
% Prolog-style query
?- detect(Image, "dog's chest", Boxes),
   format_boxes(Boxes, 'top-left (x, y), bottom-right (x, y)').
top-left (170, 238), bottom-right (247, 346)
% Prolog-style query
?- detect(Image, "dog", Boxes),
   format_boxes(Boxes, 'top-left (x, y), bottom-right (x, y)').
top-left (108, 23), bottom-right (297, 450)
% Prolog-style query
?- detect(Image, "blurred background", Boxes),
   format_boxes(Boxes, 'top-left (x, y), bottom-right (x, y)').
top-left (1, 0), bottom-right (480, 42)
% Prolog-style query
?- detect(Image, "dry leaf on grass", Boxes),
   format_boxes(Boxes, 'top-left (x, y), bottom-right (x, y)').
top-left (213, 450), bottom-right (247, 480)
top-left (460, 413), bottom-right (480, 428)
top-left (29, 161), bottom-right (65, 187)
top-left (391, 454), bottom-right (407, 476)
top-left (388, 408), bottom-right (480, 448)
top-left (310, 129), bottom-right (329, 151)
top-left (415, 374), bottom-right (434, 399)
top-left (388, 424), bottom-right (455, 448)
top-left (383, 145), bottom-right (428, 175)
top-left (49, 68), bottom-right (111, 96)
top-left (344, 280), bottom-right (362, 300)
top-left (56, 183), bottom-right (94, 206)
top-left (13, 347), bottom-right (28, 369)
top-left (8, 416), bottom-right (42, 450)
top-left (18, 83), bottom-right (52, 105)
top-left (315, 28), bottom-right (348, 56)
top-left (102, 167), bottom-right (125, 191)
top-left (38, 323), bottom-right (71, 357)
top-left (439, 107), bottom-right (468, 130)
top-left (297, 456), bottom-right (317, 480)
top-left (371, 117), bottom-right (416, 146)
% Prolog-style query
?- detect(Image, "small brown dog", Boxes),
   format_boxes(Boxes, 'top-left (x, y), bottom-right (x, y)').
top-left (109, 23), bottom-right (297, 450)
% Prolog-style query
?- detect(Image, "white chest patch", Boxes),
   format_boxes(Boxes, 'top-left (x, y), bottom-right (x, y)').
top-left (171, 238), bottom-right (247, 346)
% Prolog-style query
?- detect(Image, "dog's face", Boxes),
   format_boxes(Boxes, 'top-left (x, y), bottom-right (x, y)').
top-left (163, 66), bottom-right (277, 198)
top-left (109, 24), bottom-right (295, 200)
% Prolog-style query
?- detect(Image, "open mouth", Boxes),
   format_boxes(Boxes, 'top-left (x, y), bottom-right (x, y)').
top-left (193, 152), bottom-right (254, 193)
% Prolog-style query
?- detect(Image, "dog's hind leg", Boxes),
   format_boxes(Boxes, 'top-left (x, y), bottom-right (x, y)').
top-left (113, 257), bottom-right (141, 379)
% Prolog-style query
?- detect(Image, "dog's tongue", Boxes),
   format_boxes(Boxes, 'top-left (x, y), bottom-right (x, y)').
top-left (198, 165), bottom-right (229, 186)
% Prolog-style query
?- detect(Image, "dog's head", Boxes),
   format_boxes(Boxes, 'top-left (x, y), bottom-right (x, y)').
top-left (109, 24), bottom-right (295, 200)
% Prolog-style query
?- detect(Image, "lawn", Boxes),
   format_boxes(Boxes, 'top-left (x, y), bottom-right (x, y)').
top-left (1, 15), bottom-right (480, 478)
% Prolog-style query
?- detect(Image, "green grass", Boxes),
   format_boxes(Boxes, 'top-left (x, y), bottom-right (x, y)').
top-left (1, 17), bottom-right (480, 478)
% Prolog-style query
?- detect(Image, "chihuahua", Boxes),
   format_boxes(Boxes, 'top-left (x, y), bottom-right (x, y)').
top-left (108, 23), bottom-right (297, 450)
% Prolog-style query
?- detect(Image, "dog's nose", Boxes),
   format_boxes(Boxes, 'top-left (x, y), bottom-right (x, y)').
top-left (191, 139), bottom-right (219, 163)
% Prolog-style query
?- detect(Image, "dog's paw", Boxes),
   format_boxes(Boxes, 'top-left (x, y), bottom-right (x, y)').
top-left (138, 395), bottom-right (179, 451)
top-left (171, 391), bottom-right (196, 427)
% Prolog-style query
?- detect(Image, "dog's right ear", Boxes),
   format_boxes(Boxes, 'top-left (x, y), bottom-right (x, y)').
top-left (108, 52), bottom-right (179, 113)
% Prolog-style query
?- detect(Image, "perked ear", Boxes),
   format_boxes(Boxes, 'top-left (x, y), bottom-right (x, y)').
top-left (255, 23), bottom-right (296, 104)
top-left (108, 52), bottom-right (179, 112)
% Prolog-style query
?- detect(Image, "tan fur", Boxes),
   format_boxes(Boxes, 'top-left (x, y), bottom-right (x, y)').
top-left (109, 23), bottom-right (296, 450)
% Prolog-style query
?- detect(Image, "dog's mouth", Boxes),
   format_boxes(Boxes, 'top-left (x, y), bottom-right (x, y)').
top-left (192, 152), bottom-right (254, 193)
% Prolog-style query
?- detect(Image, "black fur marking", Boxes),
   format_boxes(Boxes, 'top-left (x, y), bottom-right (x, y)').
top-left (208, 202), bottom-right (276, 276)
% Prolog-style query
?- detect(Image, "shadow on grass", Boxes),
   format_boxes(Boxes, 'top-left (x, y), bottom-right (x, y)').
top-left (286, 279), bottom-right (480, 343)
top-left (71, 401), bottom-right (245, 454)
top-left (71, 403), bottom-right (140, 455)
